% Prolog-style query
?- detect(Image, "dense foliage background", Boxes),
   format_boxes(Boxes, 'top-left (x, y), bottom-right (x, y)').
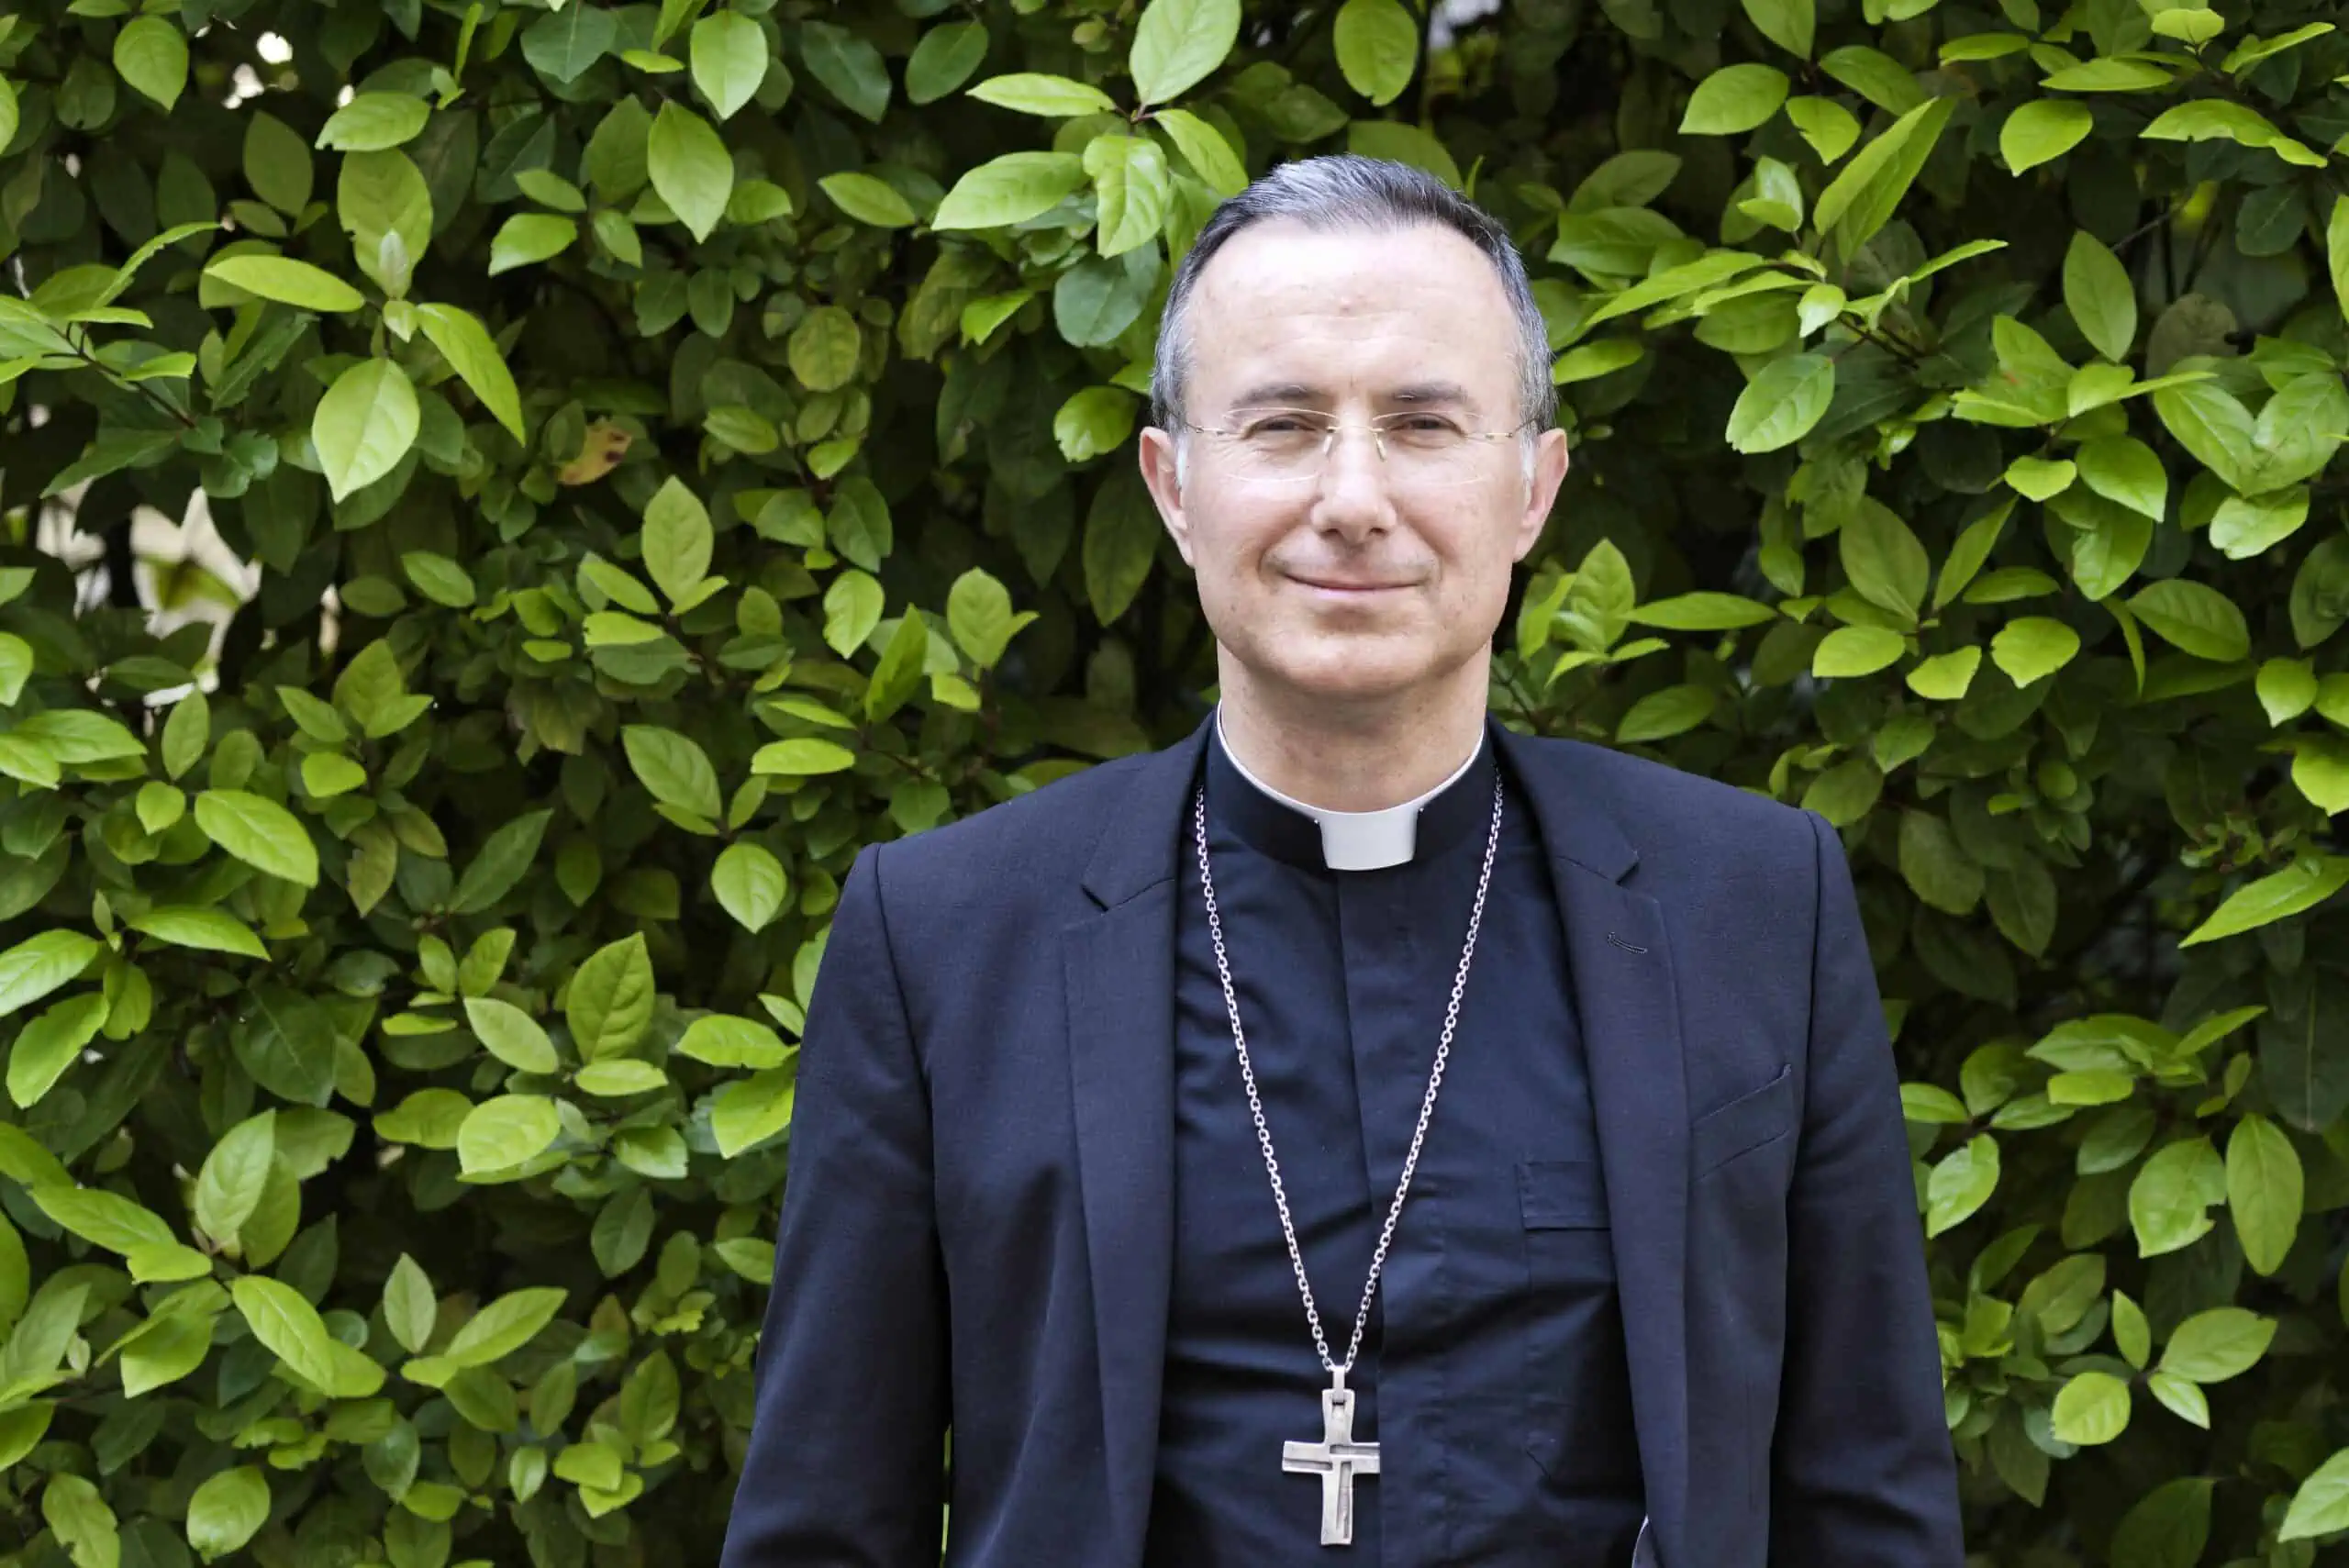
top-left (2, 0), bottom-right (2348, 1560)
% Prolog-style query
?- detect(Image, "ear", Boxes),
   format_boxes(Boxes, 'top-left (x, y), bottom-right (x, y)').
top-left (1511, 427), bottom-right (1571, 563)
top-left (1138, 426), bottom-right (1197, 567)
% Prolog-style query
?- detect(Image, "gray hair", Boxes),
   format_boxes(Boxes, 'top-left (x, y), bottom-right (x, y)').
top-left (1150, 154), bottom-right (1555, 488)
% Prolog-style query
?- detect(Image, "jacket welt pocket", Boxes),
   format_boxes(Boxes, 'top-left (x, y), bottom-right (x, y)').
top-left (1690, 1064), bottom-right (1794, 1178)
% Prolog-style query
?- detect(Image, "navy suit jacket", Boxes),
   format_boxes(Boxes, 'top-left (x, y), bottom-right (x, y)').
top-left (718, 717), bottom-right (1964, 1568)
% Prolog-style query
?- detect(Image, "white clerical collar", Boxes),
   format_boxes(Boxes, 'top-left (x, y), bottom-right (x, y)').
top-left (1212, 711), bottom-right (1485, 872)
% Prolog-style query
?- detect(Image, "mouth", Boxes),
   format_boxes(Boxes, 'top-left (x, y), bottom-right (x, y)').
top-left (1287, 575), bottom-right (1416, 597)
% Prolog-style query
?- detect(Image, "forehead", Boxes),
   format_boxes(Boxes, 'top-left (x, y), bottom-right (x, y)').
top-left (1182, 219), bottom-right (1520, 408)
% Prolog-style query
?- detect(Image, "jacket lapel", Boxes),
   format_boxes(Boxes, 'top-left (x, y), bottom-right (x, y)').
top-left (1063, 717), bottom-right (1210, 1563)
top-left (1497, 727), bottom-right (1691, 1566)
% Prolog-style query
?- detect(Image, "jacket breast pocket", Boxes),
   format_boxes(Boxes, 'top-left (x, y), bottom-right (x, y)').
top-left (1690, 1065), bottom-right (1795, 1181)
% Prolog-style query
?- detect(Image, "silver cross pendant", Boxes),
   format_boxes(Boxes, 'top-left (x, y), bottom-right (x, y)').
top-left (1282, 1369), bottom-right (1380, 1546)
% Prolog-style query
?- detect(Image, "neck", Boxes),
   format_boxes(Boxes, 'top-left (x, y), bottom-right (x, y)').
top-left (1214, 658), bottom-right (1490, 814)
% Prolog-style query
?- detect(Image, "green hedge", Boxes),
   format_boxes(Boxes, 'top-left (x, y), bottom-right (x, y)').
top-left (1, 0), bottom-right (2348, 1560)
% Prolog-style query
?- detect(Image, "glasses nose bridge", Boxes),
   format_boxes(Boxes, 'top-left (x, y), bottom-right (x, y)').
top-left (1316, 417), bottom-right (1390, 474)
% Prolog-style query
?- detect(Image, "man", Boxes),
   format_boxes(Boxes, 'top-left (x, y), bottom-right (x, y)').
top-left (718, 155), bottom-right (1961, 1568)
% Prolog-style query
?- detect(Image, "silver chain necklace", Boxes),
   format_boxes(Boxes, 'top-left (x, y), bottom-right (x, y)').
top-left (1189, 774), bottom-right (1505, 1547)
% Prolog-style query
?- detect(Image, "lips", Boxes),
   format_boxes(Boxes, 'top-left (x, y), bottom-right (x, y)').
top-left (1289, 575), bottom-right (1413, 593)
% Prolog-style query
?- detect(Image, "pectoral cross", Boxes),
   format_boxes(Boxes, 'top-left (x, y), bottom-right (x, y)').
top-left (1283, 1370), bottom-right (1379, 1547)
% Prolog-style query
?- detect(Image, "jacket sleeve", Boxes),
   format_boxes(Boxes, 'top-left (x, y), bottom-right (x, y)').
top-left (1768, 810), bottom-right (1965, 1566)
top-left (719, 843), bottom-right (949, 1568)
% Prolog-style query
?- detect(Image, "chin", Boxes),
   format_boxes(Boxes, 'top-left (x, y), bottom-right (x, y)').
top-left (1251, 640), bottom-right (1442, 706)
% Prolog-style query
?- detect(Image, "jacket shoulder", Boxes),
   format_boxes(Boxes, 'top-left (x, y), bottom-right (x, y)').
top-left (1518, 731), bottom-right (1819, 873)
top-left (865, 749), bottom-right (1152, 895)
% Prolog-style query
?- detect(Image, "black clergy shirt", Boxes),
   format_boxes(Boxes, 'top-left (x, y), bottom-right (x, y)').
top-left (1143, 719), bottom-right (1645, 1567)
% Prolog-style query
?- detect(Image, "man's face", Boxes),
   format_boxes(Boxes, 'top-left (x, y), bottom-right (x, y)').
top-left (1139, 219), bottom-right (1569, 711)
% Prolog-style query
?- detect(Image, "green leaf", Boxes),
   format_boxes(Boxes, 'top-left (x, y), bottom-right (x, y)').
top-left (2159, 1307), bottom-right (2275, 1383)
top-left (946, 568), bottom-right (1037, 668)
top-left (0, 930), bottom-right (103, 1021)
top-left (2113, 1290), bottom-right (2151, 1368)
top-left (311, 358), bottom-right (420, 503)
top-left (1130, 0), bottom-right (1241, 104)
top-left (1055, 385), bottom-right (1140, 462)
top-left (1901, 810), bottom-right (1983, 915)
top-left (1628, 593), bottom-right (1776, 630)
top-left (690, 11), bottom-right (767, 119)
top-left (1811, 96), bottom-right (1953, 254)
top-left (43, 1474), bottom-right (119, 1568)
top-left (577, 1060), bottom-right (668, 1097)
top-left (1989, 617), bottom-right (2079, 686)
top-left (1726, 353), bottom-right (1833, 452)
top-left (712, 1067), bottom-right (796, 1155)
top-left (1085, 134), bottom-right (1171, 259)
top-left (2109, 1479), bottom-right (2211, 1568)
top-left (2076, 435), bottom-right (2165, 521)
top-left (1156, 108), bottom-right (1247, 196)
top-left (1812, 625), bottom-right (1906, 677)
top-left (907, 19), bottom-right (988, 105)
top-left (1905, 647), bottom-right (1979, 701)
top-left (2183, 857), bottom-right (2349, 946)
top-left (232, 1274), bottom-right (384, 1396)
top-left (128, 906), bottom-right (266, 959)
top-left (456, 1094), bottom-right (562, 1174)
top-left (2051, 1370), bottom-right (2132, 1445)
top-left (1680, 64), bottom-right (1790, 134)
top-left (415, 304), bottom-right (525, 441)
top-left (403, 550), bottom-right (477, 608)
top-left (2142, 99), bottom-right (2322, 166)
top-left (451, 810), bottom-right (552, 914)
top-left (203, 254), bottom-right (367, 313)
top-left (2065, 230), bottom-right (2136, 362)
top-left (2259, 658), bottom-right (2320, 725)
top-left (1615, 684), bottom-right (1718, 744)
top-left (623, 726), bottom-right (722, 819)
top-left (1332, 0), bottom-right (1419, 106)
top-left (800, 20), bottom-right (892, 122)
top-left (521, 5), bottom-right (618, 84)
top-left (465, 997), bottom-right (560, 1075)
top-left (787, 305), bottom-right (862, 393)
top-left (2128, 580), bottom-right (2250, 662)
top-left (185, 1466), bottom-right (269, 1562)
top-left (2000, 99), bottom-right (2093, 173)
top-left (1925, 1133), bottom-right (1999, 1235)
top-left (317, 93), bottom-right (430, 152)
top-left (113, 17), bottom-right (188, 112)
top-left (2282, 1448), bottom-right (2349, 1540)
top-left (818, 172), bottom-right (918, 228)
top-left (194, 1112), bottom-right (275, 1253)
top-left (2329, 196), bottom-right (2349, 331)
top-left (7, 993), bottom-right (106, 1108)
top-left (384, 1253), bottom-right (437, 1354)
top-left (567, 935), bottom-right (654, 1060)
top-left (1085, 469), bottom-right (1161, 625)
top-left (932, 150), bottom-right (1087, 229)
top-left (195, 790), bottom-right (318, 885)
top-left (2226, 1114), bottom-right (2302, 1276)
top-left (822, 571), bottom-right (885, 657)
top-left (2131, 1137), bottom-right (2225, 1256)
top-left (488, 213), bottom-right (577, 273)
top-left (1740, 0), bottom-right (1813, 56)
top-left (712, 843), bottom-right (788, 932)
top-left (439, 1285), bottom-right (566, 1367)
top-left (752, 737), bottom-right (859, 776)
top-left (676, 1014), bottom-right (790, 1068)
top-left (967, 72), bottom-right (1119, 117)
top-left (642, 476), bottom-right (713, 603)
top-left (2003, 455), bottom-right (2075, 501)
top-left (648, 103), bottom-right (733, 242)
top-left (1840, 500), bottom-right (1929, 624)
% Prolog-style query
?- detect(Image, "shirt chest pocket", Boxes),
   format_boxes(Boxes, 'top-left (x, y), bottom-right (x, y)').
top-left (1517, 1159), bottom-right (1636, 1484)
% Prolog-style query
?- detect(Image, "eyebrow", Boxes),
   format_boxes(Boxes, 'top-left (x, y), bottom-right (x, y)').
top-left (1227, 380), bottom-right (1482, 413)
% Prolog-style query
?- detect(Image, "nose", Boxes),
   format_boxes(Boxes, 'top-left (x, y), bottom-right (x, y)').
top-left (1308, 425), bottom-right (1395, 541)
